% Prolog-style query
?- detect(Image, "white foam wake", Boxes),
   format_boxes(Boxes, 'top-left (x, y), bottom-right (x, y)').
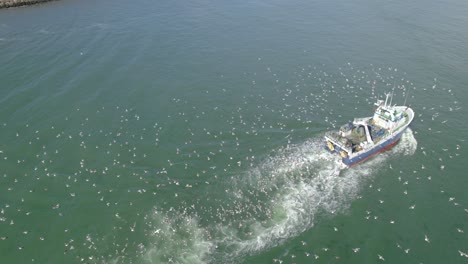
top-left (142, 209), bottom-right (215, 264)
top-left (142, 129), bottom-right (417, 263)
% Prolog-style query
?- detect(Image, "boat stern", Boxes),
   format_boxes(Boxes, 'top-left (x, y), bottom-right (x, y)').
top-left (324, 136), bottom-right (350, 160)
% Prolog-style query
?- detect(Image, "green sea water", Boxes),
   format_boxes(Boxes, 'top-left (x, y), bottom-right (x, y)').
top-left (1, 0), bottom-right (467, 263)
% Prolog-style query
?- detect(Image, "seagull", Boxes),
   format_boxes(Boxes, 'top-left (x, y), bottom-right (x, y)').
top-left (424, 234), bottom-right (430, 243)
top-left (378, 254), bottom-right (385, 261)
top-left (458, 250), bottom-right (468, 258)
top-left (352, 248), bottom-right (360, 253)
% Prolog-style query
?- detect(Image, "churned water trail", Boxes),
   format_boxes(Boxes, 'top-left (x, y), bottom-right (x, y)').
top-left (141, 129), bottom-right (417, 264)
top-left (2, 1), bottom-right (467, 263)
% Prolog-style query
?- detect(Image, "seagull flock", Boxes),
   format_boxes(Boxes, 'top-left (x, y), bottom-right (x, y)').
top-left (0, 64), bottom-right (466, 263)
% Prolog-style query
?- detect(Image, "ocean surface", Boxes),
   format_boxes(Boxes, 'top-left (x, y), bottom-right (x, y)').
top-left (1, 0), bottom-right (467, 263)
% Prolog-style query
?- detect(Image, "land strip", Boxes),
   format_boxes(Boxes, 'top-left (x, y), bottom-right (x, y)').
top-left (0, 0), bottom-right (57, 9)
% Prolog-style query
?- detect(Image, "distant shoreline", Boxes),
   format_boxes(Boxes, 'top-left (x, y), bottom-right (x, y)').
top-left (0, 0), bottom-right (57, 9)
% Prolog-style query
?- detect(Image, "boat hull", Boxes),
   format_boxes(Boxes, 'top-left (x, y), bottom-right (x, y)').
top-left (324, 101), bottom-right (414, 167)
top-left (342, 128), bottom-right (406, 166)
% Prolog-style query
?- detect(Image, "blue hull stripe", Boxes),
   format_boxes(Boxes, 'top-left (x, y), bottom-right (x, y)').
top-left (325, 128), bottom-right (407, 166)
top-left (343, 129), bottom-right (405, 166)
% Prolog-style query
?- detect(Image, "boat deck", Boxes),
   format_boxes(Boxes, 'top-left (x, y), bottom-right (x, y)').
top-left (324, 94), bottom-right (415, 166)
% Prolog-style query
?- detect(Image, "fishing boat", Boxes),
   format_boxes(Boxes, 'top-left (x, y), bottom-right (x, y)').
top-left (324, 93), bottom-right (414, 166)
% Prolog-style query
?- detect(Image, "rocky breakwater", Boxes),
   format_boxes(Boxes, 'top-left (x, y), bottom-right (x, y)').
top-left (0, 0), bottom-right (57, 9)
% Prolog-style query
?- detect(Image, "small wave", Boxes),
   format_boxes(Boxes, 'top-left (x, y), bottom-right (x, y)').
top-left (392, 128), bottom-right (418, 156)
top-left (88, 23), bottom-right (110, 30)
top-left (38, 28), bottom-right (51, 34)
